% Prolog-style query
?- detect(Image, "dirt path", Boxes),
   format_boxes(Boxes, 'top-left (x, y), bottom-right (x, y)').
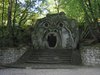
top-left (0, 67), bottom-right (100, 75)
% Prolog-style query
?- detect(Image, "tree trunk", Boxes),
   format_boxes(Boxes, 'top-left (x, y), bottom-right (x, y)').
top-left (54, 0), bottom-right (60, 13)
top-left (7, 0), bottom-right (13, 32)
top-left (12, 0), bottom-right (18, 46)
top-left (13, 0), bottom-right (17, 28)
top-left (7, 0), bottom-right (13, 46)
top-left (2, 0), bottom-right (4, 27)
top-left (18, 1), bottom-right (31, 26)
top-left (1, 0), bottom-right (5, 47)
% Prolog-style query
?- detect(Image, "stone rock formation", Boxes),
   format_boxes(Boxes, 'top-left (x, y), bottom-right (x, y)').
top-left (31, 12), bottom-right (79, 49)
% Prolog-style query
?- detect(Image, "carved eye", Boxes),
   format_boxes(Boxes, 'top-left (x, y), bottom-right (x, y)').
top-left (58, 23), bottom-right (63, 27)
top-left (44, 22), bottom-right (49, 28)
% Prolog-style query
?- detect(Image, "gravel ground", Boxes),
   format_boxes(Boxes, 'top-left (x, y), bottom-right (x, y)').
top-left (0, 64), bottom-right (100, 75)
top-left (0, 68), bottom-right (100, 75)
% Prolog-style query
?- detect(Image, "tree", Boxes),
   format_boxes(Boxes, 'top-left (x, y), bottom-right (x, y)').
top-left (7, 0), bottom-right (13, 34)
top-left (80, 0), bottom-right (100, 41)
top-left (1, 0), bottom-right (4, 27)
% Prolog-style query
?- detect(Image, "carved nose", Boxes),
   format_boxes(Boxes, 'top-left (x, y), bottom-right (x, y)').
top-left (54, 29), bottom-right (57, 32)
top-left (48, 29), bottom-right (58, 32)
top-left (50, 34), bottom-right (54, 36)
top-left (48, 29), bottom-right (51, 32)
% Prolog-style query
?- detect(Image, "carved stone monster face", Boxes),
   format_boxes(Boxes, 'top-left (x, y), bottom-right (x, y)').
top-left (32, 12), bottom-right (79, 49)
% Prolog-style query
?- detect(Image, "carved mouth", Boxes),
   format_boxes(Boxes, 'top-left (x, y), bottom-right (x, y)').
top-left (47, 33), bottom-right (57, 48)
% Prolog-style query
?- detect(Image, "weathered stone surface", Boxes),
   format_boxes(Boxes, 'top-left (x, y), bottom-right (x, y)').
top-left (81, 43), bottom-right (100, 66)
top-left (31, 12), bottom-right (79, 49)
top-left (0, 46), bottom-right (28, 64)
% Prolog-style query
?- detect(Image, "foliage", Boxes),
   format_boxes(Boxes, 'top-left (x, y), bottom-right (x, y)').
top-left (0, 0), bottom-right (100, 47)
top-left (60, 0), bottom-right (85, 22)
top-left (79, 0), bottom-right (100, 42)
top-left (0, 0), bottom-right (47, 47)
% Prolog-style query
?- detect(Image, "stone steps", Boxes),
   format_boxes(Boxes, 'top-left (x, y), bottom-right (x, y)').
top-left (25, 49), bottom-right (72, 64)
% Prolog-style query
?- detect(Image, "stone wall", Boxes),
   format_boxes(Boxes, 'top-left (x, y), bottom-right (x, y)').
top-left (0, 46), bottom-right (28, 65)
top-left (0, 43), bottom-right (100, 66)
top-left (81, 43), bottom-right (100, 66)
